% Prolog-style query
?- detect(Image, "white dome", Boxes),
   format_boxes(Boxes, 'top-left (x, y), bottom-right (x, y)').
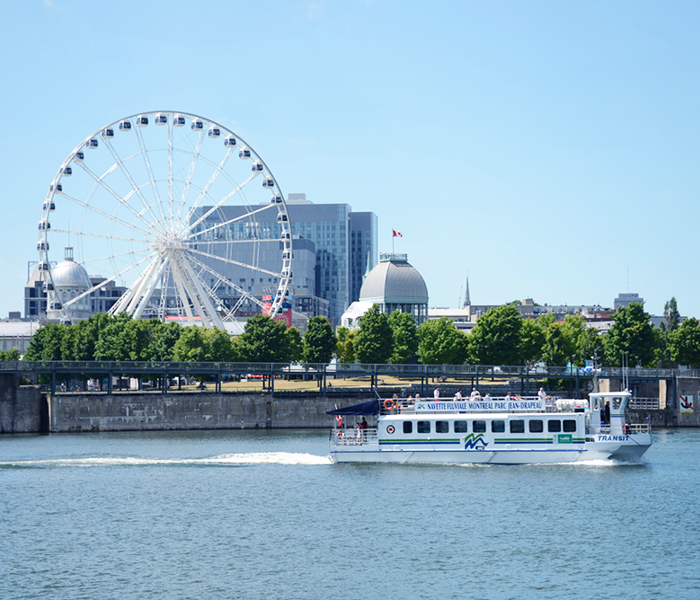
top-left (359, 257), bottom-right (428, 304)
top-left (52, 258), bottom-right (91, 289)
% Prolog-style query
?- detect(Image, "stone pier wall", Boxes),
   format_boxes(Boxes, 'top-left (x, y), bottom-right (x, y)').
top-left (0, 377), bottom-right (46, 434)
top-left (48, 392), bottom-right (358, 433)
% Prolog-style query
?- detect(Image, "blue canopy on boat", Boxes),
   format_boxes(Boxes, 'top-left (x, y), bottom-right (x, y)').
top-left (326, 400), bottom-right (378, 416)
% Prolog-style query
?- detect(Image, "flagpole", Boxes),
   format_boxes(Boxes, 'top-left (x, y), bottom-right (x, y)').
top-left (392, 230), bottom-right (394, 254)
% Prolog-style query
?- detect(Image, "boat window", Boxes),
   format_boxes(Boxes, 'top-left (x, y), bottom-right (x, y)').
top-left (417, 421), bottom-right (431, 434)
top-left (563, 419), bottom-right (577, 433)
top-left (436, 421), bottom-right (449, 433)
top-left (403, 421), bottom-right (412, 434)
top-left (548, 420), bottom-right (561, 433)
top-left (492, 420), bottom-right (505, 433)
top-left (454, 420), bottom-right (468, 433)
top-left (473, 420), bottom-right (486, 433)
top-left (612, 397), bottom-right (621, 410)
top-left (529, 419), bottom-right (544, 433)
top-left (510, 420), bottom-right (525, 434)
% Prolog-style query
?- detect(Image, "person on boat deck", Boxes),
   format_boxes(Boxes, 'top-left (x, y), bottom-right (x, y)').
top-left (538, 387), bottom-right (547, 402)
top-left (361, 417), bottom-right (368, 430)
top-left (470, 387), bottom-right (481, 399)
top-left (407, 394), bottom-right (415, 405)
top-left (505, 392), bottom-right (513, 401)
top-left (434, 386), bottom-right (440, 399)
top-left (356, 422), bottom-right (363, 441)
top-left (415, 393), bottom-right (421, 402)
top-left (454, 389), bottom-right (462, 400)
top-left (484, 393), bottom-right (491, 400)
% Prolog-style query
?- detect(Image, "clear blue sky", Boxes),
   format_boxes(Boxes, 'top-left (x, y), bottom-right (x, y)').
top-left (2, 0), bottom-right (699, 319)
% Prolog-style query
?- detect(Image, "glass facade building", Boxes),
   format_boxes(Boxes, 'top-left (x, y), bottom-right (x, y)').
top-left (190, 195), bottom-right (377, 326)
top-left (350, 211), bottom-right (379, 306)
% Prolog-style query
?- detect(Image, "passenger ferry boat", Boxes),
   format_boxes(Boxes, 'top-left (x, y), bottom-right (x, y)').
top-left (328, 391), bottom-right (652, 464)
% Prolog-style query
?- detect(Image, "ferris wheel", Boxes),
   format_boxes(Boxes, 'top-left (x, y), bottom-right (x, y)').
top-left (37, 111), bottom-right (293, 328)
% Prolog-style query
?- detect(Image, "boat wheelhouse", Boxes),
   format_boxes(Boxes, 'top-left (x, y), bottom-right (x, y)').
top-left (328, 391), bottom-right (652, 465)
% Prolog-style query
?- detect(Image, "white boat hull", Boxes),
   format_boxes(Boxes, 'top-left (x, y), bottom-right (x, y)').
top-left (329, 391), bottom-right (652, 465)
top-left (331, 434), bottom-right (652, 465)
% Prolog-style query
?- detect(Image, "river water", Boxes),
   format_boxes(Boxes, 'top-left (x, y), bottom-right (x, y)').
top-left (1, 427), bottom-right (698, 600)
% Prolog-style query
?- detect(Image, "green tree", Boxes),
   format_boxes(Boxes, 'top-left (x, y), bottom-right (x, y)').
top-left (94, 313), bottom-right (134, 361)
top-left (336, 327), bottom-right (356, 364)
top-left (68, 313), bottom-right (111, 360)
top-left (669, 317), bottom-right (700, 367)
top-left (172, 325), bottom-right (207, 362)
top-left (122, 318), bottom-right (157, 361)
top-left (0, 349), bottom-right (21, 361)
top-left (662, 297), bottom-right (681, 333)
top-left (286, 327), bottom-right (304, 363)
top-left (354, 304), bottom-right (393, 364)
top-left (151, 322), bottom-right (183, 361)
top-left (417, 317), bottom-right (469, 365)
top-left (519, 317), bottom-right (546, 366)
top-left (659, 297), bottom-right (681, 366)
top-left (389, 311), bottom-right (419, 364)
top-left (541, 321), bottom-right (571, 367)
top-left (577, 327), bottom-right (604, 367)
top-left (561, 315), bottom-right (588, 366)
top-left (604, 302), bottom-right (658, 367)
top-left (237, 315), bottom-right (291, 363)
top-left (469, 304), bottom-right (523, 365)
top-left (24, 322), bottom-right (68, 361)
top-left (303, 317), bottom-right (337, 364)
top-left (204, 327), bottom-right (237, 362)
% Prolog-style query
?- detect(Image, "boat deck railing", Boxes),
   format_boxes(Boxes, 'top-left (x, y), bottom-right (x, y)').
top-left (378, 396), bottom-right (579, 416)
top-left (331, 428), bottom-right (377, 446)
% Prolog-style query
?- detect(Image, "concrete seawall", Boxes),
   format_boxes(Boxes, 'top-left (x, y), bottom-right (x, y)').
top-left (48, 392), bottom-right (356, 433)
top-left (3, 387), bottom-right (700, 434)
top-left (0, 379), bottom-right (47, 434)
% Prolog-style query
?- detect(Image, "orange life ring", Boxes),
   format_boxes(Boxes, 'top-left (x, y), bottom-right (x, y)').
top-left (387, 425), bottom-right (395, 434)
top-left (383, 398), bottom-right (395, 411)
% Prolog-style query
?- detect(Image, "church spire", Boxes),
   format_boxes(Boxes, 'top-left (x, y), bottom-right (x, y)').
top-left (463, 276), bottom-right (471, 307)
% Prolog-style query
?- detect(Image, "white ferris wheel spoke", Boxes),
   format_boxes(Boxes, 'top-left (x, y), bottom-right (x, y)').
top-left (157, 262), bottom-right (171, 318)
top-left (188, 247), bottom-right (284, 279)
top-left (55, 191), bottom-right (153, 239)
top-left (180, 147), bottom-right (236, 233)
top-left (102, 137), bottom-right (164, 231)
top-left (63, 251), bottom-right (157, 310)
top-left (188, 254), bottom-right (257, 302)
top-left (182, 172), bottom-right (257, 237)
top-left (170, 253), bottom-right (221, 328)
top-left (188, 202), bottom-right (280, 241)
top-left (71, 162), bottom-right (158, 234)
top-left (176, 129), bottom-right (205, 224)
top-left (134, 124), bottom-right (167, 223)
top-left (79, 248), bottom-right (151, 266)
top-left (167, 120), bottom-right (174, 223)
top-left (126, 256), bottom-right (166, 317)
top-left (50, 228), bottom-right (151, 245)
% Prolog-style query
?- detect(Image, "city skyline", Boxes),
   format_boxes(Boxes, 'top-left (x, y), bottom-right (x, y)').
top-left (2, 1), bottom-right (699, 321)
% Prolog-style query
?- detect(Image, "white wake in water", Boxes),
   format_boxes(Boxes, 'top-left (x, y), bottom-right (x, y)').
top-left (1, 453), bottom-right (333, 468)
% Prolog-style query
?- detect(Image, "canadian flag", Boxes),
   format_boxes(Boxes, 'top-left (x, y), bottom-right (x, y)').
top-left (392, 230), bottom-right (402, 237)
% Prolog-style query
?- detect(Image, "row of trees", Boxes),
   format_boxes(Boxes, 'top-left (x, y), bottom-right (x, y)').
top-left (341, 299), bottom-right (700, 368)
top-left (22, 313), bottom-right (333, 365)
top-left (16, 297), bottom-right (700, 368)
